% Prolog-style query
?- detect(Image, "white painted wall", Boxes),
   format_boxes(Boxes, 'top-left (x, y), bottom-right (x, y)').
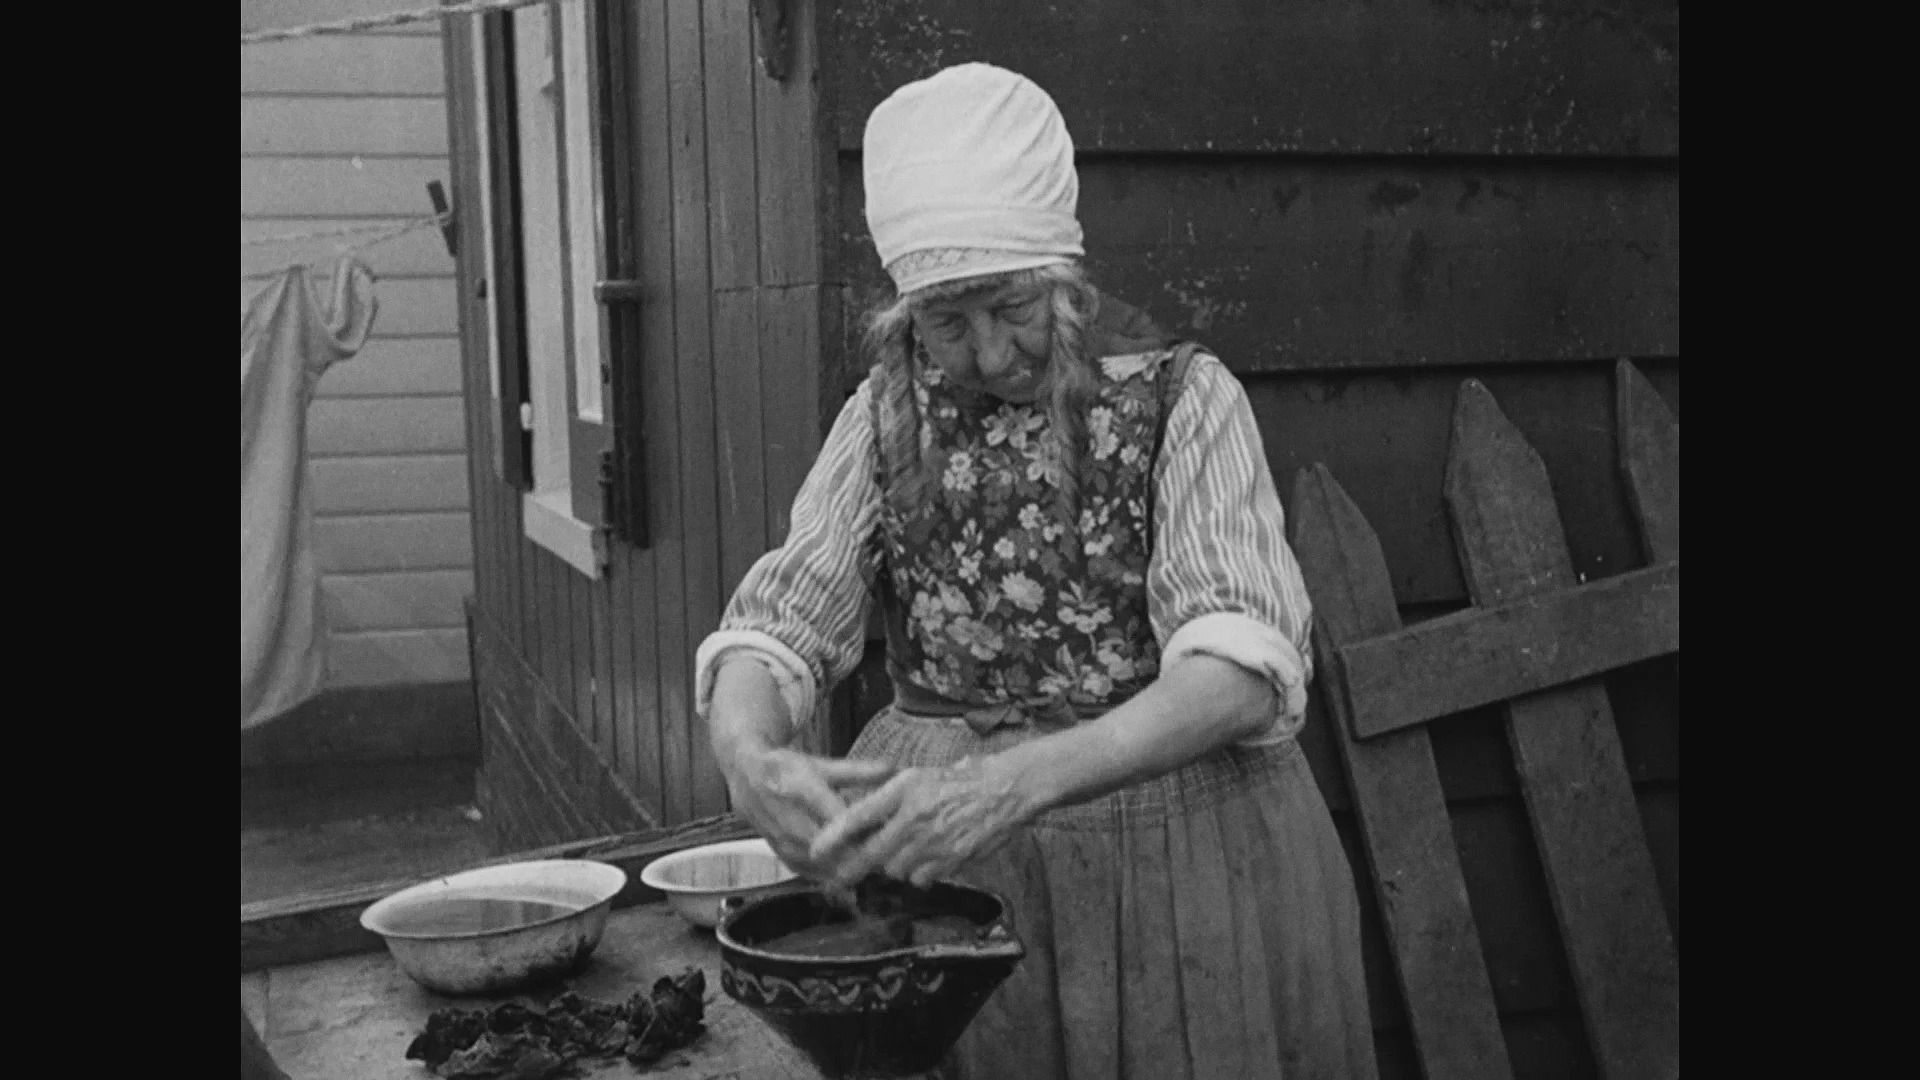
top-left (242, 1), bottom-right (473, 688)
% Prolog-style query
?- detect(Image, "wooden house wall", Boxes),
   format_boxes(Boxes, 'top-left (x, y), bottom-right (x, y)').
top-left (818, 3), bottom-right (1678, 1078)
top-left (448, 1), bottom-right (1678, 1069)
top-left (449, 0), bottom-right (836, 847)
top-left (242, 0), bottom-right (476, 694)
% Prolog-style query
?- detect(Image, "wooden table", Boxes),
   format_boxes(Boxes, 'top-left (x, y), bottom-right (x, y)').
top-left (240, 900), bottom-right (825, 1080)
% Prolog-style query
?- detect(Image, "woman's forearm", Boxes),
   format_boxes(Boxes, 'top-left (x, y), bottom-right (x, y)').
top-left (984, 655), bottom-right (1277, 819)
top-left (708, 656), bottom-right (796, 775)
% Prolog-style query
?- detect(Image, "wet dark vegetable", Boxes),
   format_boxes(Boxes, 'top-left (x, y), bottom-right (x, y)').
top-left (404, 969), bottom-right (708, 1077)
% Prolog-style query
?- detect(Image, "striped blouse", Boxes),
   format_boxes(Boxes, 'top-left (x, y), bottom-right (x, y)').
top-left (694, 351), bottom-right (1315, 746)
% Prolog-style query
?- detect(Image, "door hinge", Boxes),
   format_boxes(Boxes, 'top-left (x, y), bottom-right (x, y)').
top-left (594, 279), bottom-right (644, 304)
top-left (598, 449), bottom-right (616, 521)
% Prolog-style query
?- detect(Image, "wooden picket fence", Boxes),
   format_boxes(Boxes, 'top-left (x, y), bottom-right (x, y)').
top-left (1289, 362), bottom-right (1680, 1080)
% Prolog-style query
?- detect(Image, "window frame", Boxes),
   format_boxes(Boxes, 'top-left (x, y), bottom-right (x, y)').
top-left (472, 0), bottom-right (640, 577)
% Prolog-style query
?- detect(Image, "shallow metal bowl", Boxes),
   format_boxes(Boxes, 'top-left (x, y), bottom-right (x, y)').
top-left (640, 838), bottom-right (797, 929)
top-left (359, 859), bottom-right (626, 995)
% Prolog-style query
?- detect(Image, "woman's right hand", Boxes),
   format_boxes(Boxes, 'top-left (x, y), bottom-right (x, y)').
top-left (722, 745), bottom-right (898, 880)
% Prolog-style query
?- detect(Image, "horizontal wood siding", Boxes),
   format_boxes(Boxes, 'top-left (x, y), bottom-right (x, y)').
top-left (314, 339), bottom-right (465, 397)
top-left (240, 98), bottom-right (450, 155)
top-left (240, 34), bottom-right (446, 96)
top-left (323, 569), bottom-right (475, 630)
top-left (311, 456), bottom-right (471, 514)
top-left (242, 224), bottom-right (454, 280)
top-left (822, 3), bottom-right (1677, 1076)
top-left (309, 397), bottom-right (467, 456)
top-left (327, 627), bottom-right (471, 687)
top-left (244, 0), bottom-right (473, 690)
top-left (241, 157), bottom-right (453, 217)
top-left (824, 0), bottom-right (1678, 157)
top-left (838, 158), bottom-right (1679, 374)
top-left (314, 512), bottom-right (473, 573)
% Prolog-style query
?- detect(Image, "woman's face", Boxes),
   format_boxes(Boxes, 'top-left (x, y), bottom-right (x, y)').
top-left (910, 280), bottom-right (1054, 404)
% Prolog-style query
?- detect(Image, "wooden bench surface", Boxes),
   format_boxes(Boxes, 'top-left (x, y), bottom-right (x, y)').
top-left (241, 899), bottom-right (823, 1080)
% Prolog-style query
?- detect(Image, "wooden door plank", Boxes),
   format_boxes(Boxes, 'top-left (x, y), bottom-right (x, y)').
top-left (754, 0), bottom-right (824, 288)
top-left (1339, 562), bottom-right (1679, 739)
top-left (571, 572), bottom-right (595, 749)
top-left (627, 542), bottom-right (666, 822)
top-left (528, 543), bottom-right (555, 691)
top-left (1289, 464), bottom-right (1512, 1080)
top-left (546, 548), bottom-right (578, 721)
top-left (713, 290), bottom-right (768, 593)
top-left (702, 0), bottom-right (761, 293)
top-left (607, 546), bottom-right (636, 784)
top-left (515, 533), bottom-right (540, 683)
top-left (759, 285), bottom-right (824, 547)
top-left (507, 495), bottom-right (532, 662)
top-left (1616, 360), bottom-right (1679, 565)
top-left (527, 546), bottom-right (554, 704)
top-left (616, 0), bottom-right (668, 819)
top-left (1443, 379), bottom-right (1679, 1080)
top-left (702, 0), bottom-right (769, 608)
top-left (643, 0), bottom-right (695, 826)
top-left (630, 0), bottom-right (684, 826)
top-left (664, 0), bottom-right (730, 822)
top-left (590, 573), bottom-right (618, 780)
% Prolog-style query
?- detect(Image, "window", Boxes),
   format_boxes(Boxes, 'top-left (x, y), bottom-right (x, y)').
top-left (470, 0), bottom-right (633, 578)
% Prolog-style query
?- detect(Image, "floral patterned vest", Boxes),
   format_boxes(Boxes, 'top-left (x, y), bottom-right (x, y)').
top-left (869, 297), bottom-right (1196, 720)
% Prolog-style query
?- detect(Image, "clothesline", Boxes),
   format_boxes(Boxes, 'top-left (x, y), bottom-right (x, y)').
top-left (240, 212), bottom-right (451, 281)
top-left (241, 213), bottom-right (450, 249)
top-left (241, 0), bottom-right (564, 45)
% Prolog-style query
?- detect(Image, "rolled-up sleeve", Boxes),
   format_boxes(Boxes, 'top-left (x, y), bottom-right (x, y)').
top-left (1148, 354), bottom-right (1315, 745)
top-left (694, 382), bottom-right (881, 737)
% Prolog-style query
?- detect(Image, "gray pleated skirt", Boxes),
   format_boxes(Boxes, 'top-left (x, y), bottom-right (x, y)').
top-left (848, 706), bottom-right (1380, 1080)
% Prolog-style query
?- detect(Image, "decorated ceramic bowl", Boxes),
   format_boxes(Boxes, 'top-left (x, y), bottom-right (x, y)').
top-left (715, 880), bottom-right (1025, 1078)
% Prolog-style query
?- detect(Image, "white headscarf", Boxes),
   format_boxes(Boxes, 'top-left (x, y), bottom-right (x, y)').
top-left (862, 63), bottom-right (1084, 296)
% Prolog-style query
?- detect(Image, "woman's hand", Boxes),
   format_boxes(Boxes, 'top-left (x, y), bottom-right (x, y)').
top-left (707, 654), bottom-right (895, 878)
top-left (806, 757), bottom-right (1035, 888)
top-left (724, 746), bottom-right (898, 880)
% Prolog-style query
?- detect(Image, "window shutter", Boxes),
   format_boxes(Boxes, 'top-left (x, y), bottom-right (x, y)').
top-left (479, 11), bottom-right (532, 491)
top-left (558, 0), bottom-right (614, 533)
top-left (585, 0), bottom-right (649, 547)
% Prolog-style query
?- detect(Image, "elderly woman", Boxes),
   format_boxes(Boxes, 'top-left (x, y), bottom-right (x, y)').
top-left (696, 64), bottom-right (1377, 1079)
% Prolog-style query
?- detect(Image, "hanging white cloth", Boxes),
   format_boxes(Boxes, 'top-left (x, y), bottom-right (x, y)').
top-left (241, 258), bottom-right (377, 729)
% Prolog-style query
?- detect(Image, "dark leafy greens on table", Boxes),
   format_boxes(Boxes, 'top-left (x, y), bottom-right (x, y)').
top-left (405, 968), bottom-right (708, 1078)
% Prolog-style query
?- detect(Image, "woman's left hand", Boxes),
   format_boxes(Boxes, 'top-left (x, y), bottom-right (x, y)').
top-left (807, 757), bottom-right (1031, 889)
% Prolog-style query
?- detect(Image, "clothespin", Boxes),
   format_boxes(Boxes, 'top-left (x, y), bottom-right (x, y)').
top-left (427, 180), bottom-right (458, 258)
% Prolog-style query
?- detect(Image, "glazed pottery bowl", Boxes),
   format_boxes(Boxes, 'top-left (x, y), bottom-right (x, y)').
top-left (359, 859), bottom-right (626, 996)
top-left (640, 837), bottom-right (799, 929)
top-left (715, 881), bottom-right (1025, 1079)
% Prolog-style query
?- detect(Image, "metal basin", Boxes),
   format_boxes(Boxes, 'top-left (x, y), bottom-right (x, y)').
top-left (640, 837), bottom-right (799, 929)
top-left (359, 859), bottom-right (626, 996)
